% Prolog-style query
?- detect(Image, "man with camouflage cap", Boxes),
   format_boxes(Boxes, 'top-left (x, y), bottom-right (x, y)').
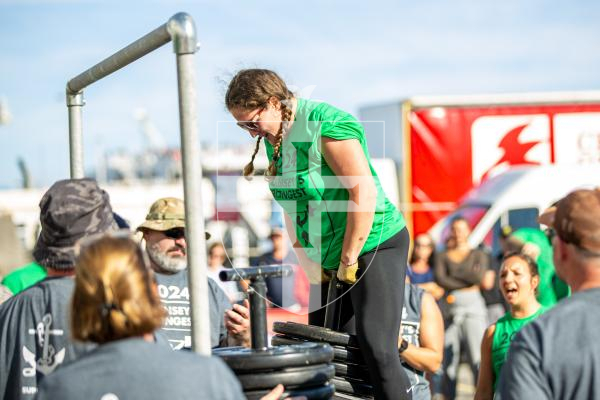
top-left (138, 197), bottom-right (250, 350)
top-left (0, 178), bottom-right (116, 400)
top-left (498, 189), bottom-right (600, 399)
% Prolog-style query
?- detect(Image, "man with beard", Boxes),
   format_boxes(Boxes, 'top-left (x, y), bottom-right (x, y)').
top-left (137, 197), bottom-right (250, 350)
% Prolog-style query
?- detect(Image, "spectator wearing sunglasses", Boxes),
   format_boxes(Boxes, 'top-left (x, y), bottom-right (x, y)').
top-left (137, 197), bottom-right (250, 350)
top-left (0, 178), bottom-right (117, 400)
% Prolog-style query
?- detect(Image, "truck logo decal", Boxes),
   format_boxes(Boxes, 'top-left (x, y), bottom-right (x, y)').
top-left (471, 115), bottom-right (550, 184)
top-left (480, 123), bottom-right (541, 181)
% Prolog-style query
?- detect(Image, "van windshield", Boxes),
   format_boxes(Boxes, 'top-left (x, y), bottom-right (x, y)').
top-left (438, 204), bottom-right (490, 245)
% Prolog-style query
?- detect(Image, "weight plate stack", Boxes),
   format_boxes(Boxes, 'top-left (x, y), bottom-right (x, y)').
top-left (271, 322), bottom-right (375, 399)
top-left (214, 343), bottom-right (336, 399)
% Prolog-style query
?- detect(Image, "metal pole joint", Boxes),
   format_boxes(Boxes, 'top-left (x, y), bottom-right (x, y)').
top-left (66, 90), bottom-right (85, 107)
top-left (167, 12), bottom-right (198, 55)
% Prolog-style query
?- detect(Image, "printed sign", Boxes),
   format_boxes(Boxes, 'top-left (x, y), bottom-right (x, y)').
top-left (553, 112), bottom-right (600, 164)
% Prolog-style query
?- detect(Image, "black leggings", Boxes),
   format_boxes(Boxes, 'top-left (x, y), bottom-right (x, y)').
top-left (309, 228), bottom-right (412, 400)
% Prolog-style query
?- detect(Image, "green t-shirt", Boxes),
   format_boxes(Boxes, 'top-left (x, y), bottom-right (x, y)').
top-left (491, 306), bottom-right (547, 389)
top-left (265, 98), bottom-right (406, 270)
top-left (1, 262), bottom-right (47, 294)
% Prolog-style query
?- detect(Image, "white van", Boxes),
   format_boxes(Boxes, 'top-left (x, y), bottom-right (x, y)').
top-left (428, 165), bottom-right (600, 253)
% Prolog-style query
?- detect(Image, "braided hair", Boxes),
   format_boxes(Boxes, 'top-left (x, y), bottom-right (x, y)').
top-left (226, 69), bottom-right (294, 181)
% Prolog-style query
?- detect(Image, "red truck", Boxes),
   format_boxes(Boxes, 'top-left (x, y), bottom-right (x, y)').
top-left (359, 91), bottom-right (600, 235)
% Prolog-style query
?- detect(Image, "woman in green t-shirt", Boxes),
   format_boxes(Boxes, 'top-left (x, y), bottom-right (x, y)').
top-left (474, 252), bottom-right (547, 399)
top-left (226, 69), bottom-right (411, 399)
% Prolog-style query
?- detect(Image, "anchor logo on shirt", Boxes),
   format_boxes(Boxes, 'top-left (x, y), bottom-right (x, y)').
top-left (22, 313), bottom-right (66, 376)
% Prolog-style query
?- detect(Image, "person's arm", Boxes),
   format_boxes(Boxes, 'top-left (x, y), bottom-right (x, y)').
top-left (399, 292), bottom-right (444, 373)
top-left (474, 324), bottom-right (496, 400)
top-left (321, 138), bottom-right (377, 266)
top-left (434, 253), bottom-right (471, 290)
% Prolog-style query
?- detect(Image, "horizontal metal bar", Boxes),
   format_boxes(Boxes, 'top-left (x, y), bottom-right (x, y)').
top-left (66, 24), bottom-right (171, 94)
top-left (219, 265), bottom-right (294, 282)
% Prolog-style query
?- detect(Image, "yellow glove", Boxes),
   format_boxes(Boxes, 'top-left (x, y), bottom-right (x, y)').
top-left (337, 261), bottom-right (359, 284)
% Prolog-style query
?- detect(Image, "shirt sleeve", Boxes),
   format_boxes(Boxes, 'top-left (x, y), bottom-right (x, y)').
top-left (496, 327), bottom-right (552, 399)
top-left (316, 104), bottom-right (364, 142)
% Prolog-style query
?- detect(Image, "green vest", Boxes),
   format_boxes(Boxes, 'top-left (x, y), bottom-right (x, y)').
top-left (491, 306), bottom-right (547, 389)
top-left (265, 98), bottom-right (405, 269)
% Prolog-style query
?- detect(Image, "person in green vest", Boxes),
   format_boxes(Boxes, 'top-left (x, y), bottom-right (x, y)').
top-left (226, 69), bottom-right (411, 400)
top-left (474, 252), bottom-right (548, 399)
top-left (508, 227), bottom-right (570, 306)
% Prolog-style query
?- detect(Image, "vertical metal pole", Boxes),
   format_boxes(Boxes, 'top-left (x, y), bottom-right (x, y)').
top-left (67, 91), bottom-right (85, 178)
top-left (175, 51), bottom-right (210, 355)
top-left (249, 278), bottom-right (268, 350)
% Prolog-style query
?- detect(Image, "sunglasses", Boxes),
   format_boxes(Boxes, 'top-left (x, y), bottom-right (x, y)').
top-left (163, 228), bottom-right (186, 240)
top-left (236, 108), bottom-right (265, 132)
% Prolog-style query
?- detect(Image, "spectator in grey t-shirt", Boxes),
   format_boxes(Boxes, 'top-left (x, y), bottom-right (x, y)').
top-left (137, 197), bottom-right (251, 350)
top-left (497, 189), bottom-right (600, 399)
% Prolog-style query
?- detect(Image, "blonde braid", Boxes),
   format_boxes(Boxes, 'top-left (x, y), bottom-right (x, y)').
top-left (265, 104), bottom-right (292, 181)
top-left (243, 136), bottom-right (262, 180)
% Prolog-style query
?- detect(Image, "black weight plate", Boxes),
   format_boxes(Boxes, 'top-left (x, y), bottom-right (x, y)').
top-left (244, 382), bottom-right (335, 400)
top-left (237, 363), bottom-right (335, 391)
top-left (332, 393), bottom-right (371, 400)
top-left (273, 322), bottom-right (360, 347)
top-left (331, 377), bottom-right (374, 398)
top-left (271, 335), bottom-right (365, 364)
top-left (213, 343), bottom-right (333, 372)
top-left (332, 362), bottom-right (370, 382)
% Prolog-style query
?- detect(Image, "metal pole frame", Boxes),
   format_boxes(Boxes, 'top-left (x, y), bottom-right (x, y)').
top-left (65, 12), bottom-right (212, 355)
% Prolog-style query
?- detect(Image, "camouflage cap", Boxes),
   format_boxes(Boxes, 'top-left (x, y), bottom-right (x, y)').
top-left (33, 178), bottom-right (116, 271)
top-left (136, 197), bottom-right (210, 239)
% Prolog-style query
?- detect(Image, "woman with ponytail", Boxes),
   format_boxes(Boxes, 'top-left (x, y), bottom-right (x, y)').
top-left (227, 69), bottom-right (412, 399)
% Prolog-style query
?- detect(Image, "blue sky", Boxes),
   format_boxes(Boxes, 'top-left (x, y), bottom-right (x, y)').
top-left (1, 0), bottom-right (600, 188)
